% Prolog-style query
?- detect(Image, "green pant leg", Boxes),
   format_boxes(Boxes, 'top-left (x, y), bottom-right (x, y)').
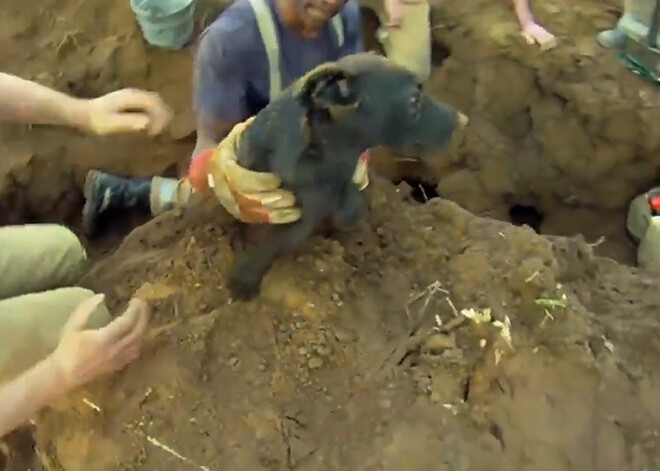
top-left (0, 225), bottom-right (88, 301)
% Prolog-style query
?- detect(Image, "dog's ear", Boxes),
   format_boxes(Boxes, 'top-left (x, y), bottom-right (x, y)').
top-left (294, 63), bottom-right (359, 120)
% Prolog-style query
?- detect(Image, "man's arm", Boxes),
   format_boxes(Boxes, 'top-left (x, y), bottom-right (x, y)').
top-left (512, 0), bottom-right (535, 28)
top-left (0, 73), bottom-right (172, 135)
top-left (0, 355), bottom-right (68, 436)
top-left (191, 26), bottom-right (250, 158)
top-left (0, 295), bottom-right (149, 438)
top-left (512, 0), bottom-right (557, 49)
top-left (0, 73), bottom-right (87, 128)
top-left (193, 117), bottom-right (237, 158)
top-left (186, 18), bottom-right (302, 225)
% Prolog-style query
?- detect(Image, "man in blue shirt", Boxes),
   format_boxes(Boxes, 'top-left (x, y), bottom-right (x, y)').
top-left (195, 0), bottom-right (362, 142)
top-left (82, 0), bottom-right (365, 234)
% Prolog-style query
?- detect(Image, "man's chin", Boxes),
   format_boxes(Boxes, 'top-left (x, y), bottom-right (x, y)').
top-left (300, 21), bottom-right (324, 38)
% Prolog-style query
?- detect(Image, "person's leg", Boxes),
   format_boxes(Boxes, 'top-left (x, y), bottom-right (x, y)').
top-left (372, 0), bottom-right (431, 82)
top-left (82, 170), bottom-right (194, 237)
top-left (596, 28), bottom-right (628, 49)
top-left (597, 0), bottom-right (658, 49)
top-left (0, 287), bottom-right (111, 384)
top-left (0, 225), bottom-right (88, 301)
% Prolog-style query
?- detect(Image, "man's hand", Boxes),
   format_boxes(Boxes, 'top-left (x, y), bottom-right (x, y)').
top-left (52, 294), bottom-right (149, 390)
top-left (189, 117), bottom-right (301, 224)
top-left (80, 89), bottom-right (173, 136)
top-left (0, 294), bottom-right (149, 438)
top-left (521, 22), bottom-right (557, 50)
top-left (188, 118), bottom-right (371, 224)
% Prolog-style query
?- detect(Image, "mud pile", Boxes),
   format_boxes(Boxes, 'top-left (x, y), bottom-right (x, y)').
top-left (32, 178), bottom-right (660, 470)
top-left (357, 0), bottom-right (660, 261)
top-left (427, 0), bottom-right (657, 209)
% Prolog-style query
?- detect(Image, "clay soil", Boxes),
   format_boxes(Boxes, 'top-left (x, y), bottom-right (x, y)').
top-left (2, 0), bottom-right (660, 470)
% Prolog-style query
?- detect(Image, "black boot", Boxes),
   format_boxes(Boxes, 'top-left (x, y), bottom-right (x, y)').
top-left (82, 170), bottom-right (152, 238)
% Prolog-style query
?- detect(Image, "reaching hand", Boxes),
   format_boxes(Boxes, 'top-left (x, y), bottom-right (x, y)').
top-left (83, 88), bottom-right (173, 136)
top-left (521, 22), bottom-right (557, 50)
top-left (52, 294), bottom-right (149, 390)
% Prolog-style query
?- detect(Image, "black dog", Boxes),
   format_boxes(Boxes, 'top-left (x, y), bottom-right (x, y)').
top-left (227, 53), bottom-right (467, 301)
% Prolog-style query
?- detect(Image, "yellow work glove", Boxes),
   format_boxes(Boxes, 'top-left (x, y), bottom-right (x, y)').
top-left (189, 117), bottom-right (370, 224)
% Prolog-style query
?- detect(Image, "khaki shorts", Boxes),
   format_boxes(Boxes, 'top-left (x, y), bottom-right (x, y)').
top-left (0, 225), bottom-right (110, 383)
top-left (359, 0), bottom-right (431, 82)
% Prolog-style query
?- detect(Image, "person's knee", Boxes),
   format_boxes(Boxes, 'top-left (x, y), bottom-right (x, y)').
top-left (0, 286), bottom-right (111, 337)
top-left (50, 225), bottom-right (88, 271)
top-left (43, 225), bottom-right (89, 285)
top-left (0, 225), bottom-right (88, 299)
top-left (58, 287), bottom-right (112, 328)
top-left (0, 287), bottom-right (110, 382)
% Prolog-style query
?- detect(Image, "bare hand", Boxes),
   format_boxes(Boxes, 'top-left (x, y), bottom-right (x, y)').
top-left (84, 89), bottom-right (173, 136)
top-left (521, 23), bottom-right (557, 50)
top-left (52, 294), bottom-right (149, 390)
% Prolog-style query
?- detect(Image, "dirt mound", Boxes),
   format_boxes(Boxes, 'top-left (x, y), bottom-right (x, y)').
top-left (426, 0), bottom-right (652, 210)
top-left (401, 0), bottom-right (659, 261)
top-left (32, 177), bottom-right (660, 470)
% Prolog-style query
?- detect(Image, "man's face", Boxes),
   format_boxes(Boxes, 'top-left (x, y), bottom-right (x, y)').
top-left (296, 0), bottom-right (345, 35)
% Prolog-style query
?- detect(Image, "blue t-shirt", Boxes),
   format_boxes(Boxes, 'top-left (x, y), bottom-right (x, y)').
top-left (194, 0), bottom-right (363, 125)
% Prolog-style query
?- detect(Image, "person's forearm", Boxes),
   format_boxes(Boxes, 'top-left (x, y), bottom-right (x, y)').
top-left (0, 73), bottom-right (88, 128)
top-left (191, 118), bottom-right (235, 159)
top-left (0, 354), bottom-right (69, 437)
top-left (512, 0), bottom-right (535, 28)
top-left (191, 135), bottom-right (221, 159)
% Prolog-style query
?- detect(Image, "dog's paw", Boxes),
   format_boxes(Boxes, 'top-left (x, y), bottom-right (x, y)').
top-left (227, 269), bottom-right (262, 301)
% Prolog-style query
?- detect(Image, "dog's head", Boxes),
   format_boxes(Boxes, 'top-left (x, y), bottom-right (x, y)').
top-left (293, 53), bottom-right (467, 155)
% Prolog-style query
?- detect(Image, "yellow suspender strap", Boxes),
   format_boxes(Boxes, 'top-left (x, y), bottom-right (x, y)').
top-left (248, 0), bottom-right (283, 99)
top-left (331, 14), bottom-right (344, 48)
top-left (248, 0), bottom-right (345, 99)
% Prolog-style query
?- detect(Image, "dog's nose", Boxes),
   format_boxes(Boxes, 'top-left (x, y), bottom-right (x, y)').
top-left (457, 112), bottom-right (469, 128)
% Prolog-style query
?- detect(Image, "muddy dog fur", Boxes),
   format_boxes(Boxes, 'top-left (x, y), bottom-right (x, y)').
top-left (227, 53), bottom-right (465, 301)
